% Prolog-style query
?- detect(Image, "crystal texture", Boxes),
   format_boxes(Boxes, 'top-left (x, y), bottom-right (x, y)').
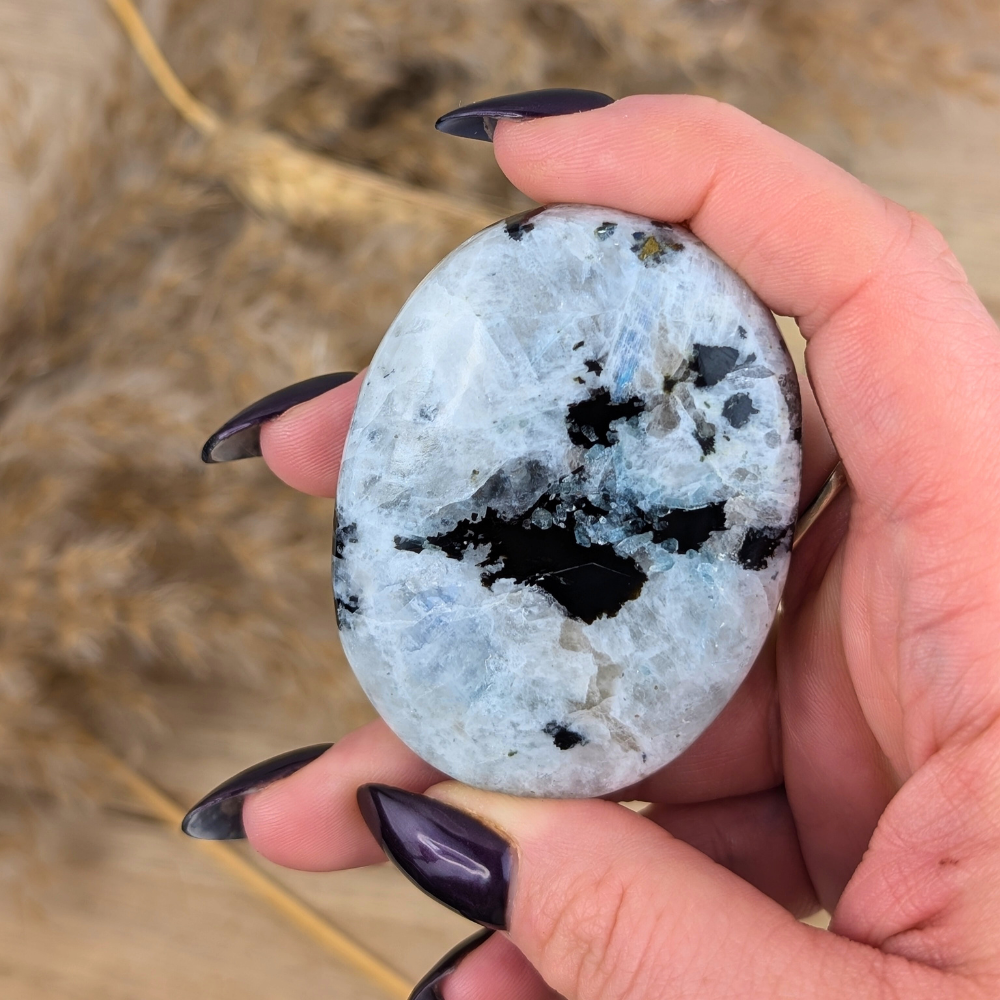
top-left (334, 205), bottom-right (801, 797)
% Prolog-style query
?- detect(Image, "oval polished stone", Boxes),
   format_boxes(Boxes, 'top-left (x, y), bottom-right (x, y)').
top-left (334, 205), bottom-right (801, 797)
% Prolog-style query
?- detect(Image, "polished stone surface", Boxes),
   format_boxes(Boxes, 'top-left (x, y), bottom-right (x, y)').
top-left (335, 205), bottom-right (801, 797)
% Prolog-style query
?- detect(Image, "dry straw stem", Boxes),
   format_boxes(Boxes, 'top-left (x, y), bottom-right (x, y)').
top-left (104, 0), bottom-right (499, 233)
top-left (94, 737), bottom-right (412, 1000)
top-left (204, 124), bottom-right (498, 232)
top-left (103, 0), bottom-right (222, 136)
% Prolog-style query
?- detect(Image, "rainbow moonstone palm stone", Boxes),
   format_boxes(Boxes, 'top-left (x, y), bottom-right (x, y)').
top-left (334, 204), bottom-right (801, 797)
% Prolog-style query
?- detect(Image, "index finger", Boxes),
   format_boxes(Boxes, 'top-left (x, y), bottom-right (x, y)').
top-left (492, 94), bottom-right (1000, 523)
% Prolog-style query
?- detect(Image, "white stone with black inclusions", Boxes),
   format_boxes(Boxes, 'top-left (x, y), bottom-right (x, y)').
top-left (334, 204), bottom-right (801, 797)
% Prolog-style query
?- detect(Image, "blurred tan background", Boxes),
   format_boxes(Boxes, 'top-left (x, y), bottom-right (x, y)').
top-left (0, 1), bottom-right (997, 997)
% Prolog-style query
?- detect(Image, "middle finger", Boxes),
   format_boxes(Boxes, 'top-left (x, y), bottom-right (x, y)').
top-left (242, 718), bottom-right (444, 870)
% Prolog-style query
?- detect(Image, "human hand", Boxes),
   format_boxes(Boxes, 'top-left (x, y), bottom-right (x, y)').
top-left (189, 95), bottom-right (1000, 999)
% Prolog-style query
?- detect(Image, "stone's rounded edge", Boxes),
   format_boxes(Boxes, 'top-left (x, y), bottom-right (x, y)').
top-left (333, 204), bottom-right (803, 797)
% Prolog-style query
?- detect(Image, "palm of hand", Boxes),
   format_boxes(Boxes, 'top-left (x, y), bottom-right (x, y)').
top-left (784, 467), bottom-right (1000, 960)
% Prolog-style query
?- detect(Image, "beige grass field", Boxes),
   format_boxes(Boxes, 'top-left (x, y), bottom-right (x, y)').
top-left (0, 1), bottom-right (997, 997)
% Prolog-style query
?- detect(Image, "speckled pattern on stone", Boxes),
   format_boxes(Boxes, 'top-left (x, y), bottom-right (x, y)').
top-left (335, 205), bottom-right (801, 797)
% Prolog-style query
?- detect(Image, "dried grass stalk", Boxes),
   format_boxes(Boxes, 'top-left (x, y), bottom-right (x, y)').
top-left (94, 738), bottom-right (412, 999)
top-left (204, 124), bottom-right (498, 231)
top-left (105, 0), bottom-right (499, 234)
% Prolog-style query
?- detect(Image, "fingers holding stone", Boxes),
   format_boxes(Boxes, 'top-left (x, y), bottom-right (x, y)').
top-left (779, 543), bottom-right (898, 910)
top-left (183, 743), bottom-right (333, 840)
top-left (490, 94), bottom-right (894, 326)
top-left (439, 932), bottom-right (561, 1000)
top-left (492, 95), bottom-right (1000, 527)
top-left (258, 372), bottom-right (363, 497)
top-left (409, 929), bottom-right (558, 1000)
top-left (403, 785), bottom-right (881, 1000)
top-left (364, 783), bottom-right (954, 998)
top-left (644, 787), bottom-right (820, 919)
top-left (241, 718), bottom-right (445, 871)
top-left (202, 372), bottom-right (358, 464)
top-left (408, 930), bottom-right (494, 1000)
top-left (435, 88), bottom-right (613, 142)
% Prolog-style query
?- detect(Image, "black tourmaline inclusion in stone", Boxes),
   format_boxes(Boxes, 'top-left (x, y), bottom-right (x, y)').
top-left (737, 524), bottom-right (791, 570)
top-left (692, 344), bottom-right (740, 387)
top-left (424, 492), bottom-right (647, 625)
top-left (396, 455), bottom-right (733, 624)
top-left (504, 207), bottom-right (545, 242)
top-left (334, 591), bottom-right (360, 628)
top-left (722, 392), bottom-right (759, 428)
top-left (650, 503), bottom-right (727, 553)
top-left (566, 388), bottom-right (645, 448)
top-left (543, 721), bottom-right (588, 750)
top-left (335, 520), bottom-right (358, 558)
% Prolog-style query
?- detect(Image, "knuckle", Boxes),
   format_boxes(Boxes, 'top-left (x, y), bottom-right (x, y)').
top-left (884, 206), bottom-right (965, 290)
top-left (902, 209), bottom-right (951, 260)
top-left (533, 858), bottom-right (669, 1000)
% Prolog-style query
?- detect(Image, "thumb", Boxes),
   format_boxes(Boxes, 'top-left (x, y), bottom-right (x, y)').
top-left (357, 783), bottom-right (951, 1000)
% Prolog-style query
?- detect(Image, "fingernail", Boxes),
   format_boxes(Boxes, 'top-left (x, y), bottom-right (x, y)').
top-left (435, 88), bottom-right (613, 142)
top-left (182, 743), bottom-right (332, 839)
top-left (357, 784), bottom-right (511, 929)
top-left (408, 929), bottom-right (494, 1000)
top-left (201, 372), bottom-right (357, 463)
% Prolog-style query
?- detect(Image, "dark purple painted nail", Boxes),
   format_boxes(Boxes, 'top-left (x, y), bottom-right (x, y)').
top-left (201, 372), bottom-right (357, 463)
top-left (408, 929), bottom-right (494, 1000)
top-left (357, 785), bottom-right (511, 929)
top-left (182, 743), bottom-right (332, 839)
top-left (435, 88), bottom-right (613, 142)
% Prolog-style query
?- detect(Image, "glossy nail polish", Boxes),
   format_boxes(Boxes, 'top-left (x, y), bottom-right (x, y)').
top-left (201, 371), bottom-right (357, 463)
top-left (182, 743), bottom-right (332, 839)
top-left (435, 88), bottom-right (613, 142)
top-left (357, 784), bottom-right (511, 929)
top-left (409, 929), bottom-right (494, 1000)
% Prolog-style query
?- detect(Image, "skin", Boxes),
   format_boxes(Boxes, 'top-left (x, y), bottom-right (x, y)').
top-left (243, 96), bottom-right (1000, 998)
